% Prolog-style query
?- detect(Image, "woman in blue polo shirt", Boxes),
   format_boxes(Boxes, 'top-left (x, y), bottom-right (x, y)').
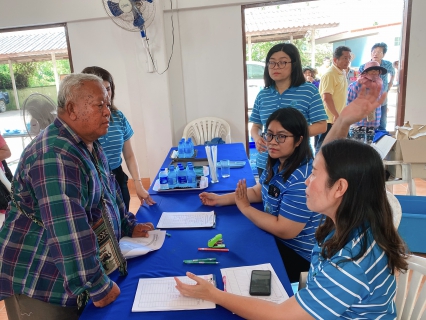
top-left (176, 86), bottom-right (408, 319)
top-left (82, 66), bottom-right (155, 210)
top-left (200, 107), bottom-right (320, 282)
top-left (250, 43), bottom-right (328, 177)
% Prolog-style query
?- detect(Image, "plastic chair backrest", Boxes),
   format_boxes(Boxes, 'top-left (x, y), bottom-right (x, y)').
top-left (387, 190), bottom-right (402, 228)
top-left (395, 255), bottom-right (426, 320)
top-left (182, 117), bottom-right (231, 146)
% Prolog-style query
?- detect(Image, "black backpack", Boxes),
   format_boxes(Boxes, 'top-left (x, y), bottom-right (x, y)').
top-left (0, 160), bottom-right (13, 210)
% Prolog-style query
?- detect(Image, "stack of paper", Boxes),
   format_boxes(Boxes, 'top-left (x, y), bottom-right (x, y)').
top-left (156, 211), bottom-right (216, 229)
top-left (205, 145), bottom-right (218, 182)
top-left (119, 230), bottom-right (166, 259)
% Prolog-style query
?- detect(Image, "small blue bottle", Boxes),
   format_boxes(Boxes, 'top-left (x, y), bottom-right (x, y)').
top-left (178, 138), bottom-right (185, 158)
top-left (159, 168), bottom-right (169, 190)
top-left (187, 138), bottom-right (194, 157)
top-left (184, 139), bottom-right (191, 158)
top-left (177, 166), bottom-right (188, 188)
top-left (186, 163), bottom-right (197, 188)
top-left (168, 165), bottom-right (177, 189)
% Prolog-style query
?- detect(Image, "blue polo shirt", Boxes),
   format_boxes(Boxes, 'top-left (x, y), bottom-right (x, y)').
top-left (296, 228), bottom-right (397, 319)
top-left (98, 110), bottom-right (133, 170)
top-left (259, 159), bottom-right (321, 261)
top-left (249, 83), bottom-right (327, 170)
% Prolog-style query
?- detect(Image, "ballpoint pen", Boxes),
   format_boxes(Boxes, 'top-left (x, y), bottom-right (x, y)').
top-left (198, 248), bottom-right (229, 252)
top-left (184, 258), bottom-right (217, 262)
top-left (183, 261), bottom-right (220, 264)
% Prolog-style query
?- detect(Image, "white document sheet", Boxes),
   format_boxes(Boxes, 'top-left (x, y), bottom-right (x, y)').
top-left (132, 274), bottom-right (216, 312)
top-left (156, 211), bottom-right (216, 228)
top-left (220, 263), bottom-right (289, 304)
top-left (119, 230), bottom-right (166, 259)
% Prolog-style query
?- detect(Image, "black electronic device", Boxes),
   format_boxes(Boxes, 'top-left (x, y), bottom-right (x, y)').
top-left (249, 270), bottom-right (271, 296)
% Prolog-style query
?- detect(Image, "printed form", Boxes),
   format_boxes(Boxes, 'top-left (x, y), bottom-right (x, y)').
top-left (156, 211), bottom-right (215, 228)
top-left (132, 275), bottom-right (216, 312)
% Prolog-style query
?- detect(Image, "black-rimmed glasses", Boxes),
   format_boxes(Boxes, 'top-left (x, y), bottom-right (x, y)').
top-left (267, 61), bottom-right (292, 69)
top-left (262, 132), bottom-right (294, 143)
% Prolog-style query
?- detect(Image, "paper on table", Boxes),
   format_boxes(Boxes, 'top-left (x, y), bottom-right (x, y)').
top-left (119, 230), bottom-right (166, 259)
top-left (156, 211), bottom-right (216, 228)
top-left (132, 274), bottom-right (216, 312)
top-left (205, 145), bottom-right (218, 182)
top-left (220, 263), bottom-right (289, 304)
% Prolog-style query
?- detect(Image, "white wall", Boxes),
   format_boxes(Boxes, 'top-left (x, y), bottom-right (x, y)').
top-left (0, 0), bottom-right (424, 180)
top-left (404, 0), bottom-right (426, 124)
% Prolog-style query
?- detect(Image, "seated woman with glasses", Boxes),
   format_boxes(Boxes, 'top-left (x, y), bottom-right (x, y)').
top-left (250, 43), bottom-right (328, 178)
top-left (177, 86), bottom-right (408, 319)
top-left (200, 107), bottom-right (319, 282)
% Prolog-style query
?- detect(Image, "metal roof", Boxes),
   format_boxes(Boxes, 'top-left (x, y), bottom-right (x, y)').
top-left (245, 3), bottom-right (339, 43)
top-left (0, 30), bottom-right (68, 63)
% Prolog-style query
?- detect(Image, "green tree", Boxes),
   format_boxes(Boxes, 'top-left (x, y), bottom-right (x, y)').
top-left (246, 30), bottom-right (332, 70)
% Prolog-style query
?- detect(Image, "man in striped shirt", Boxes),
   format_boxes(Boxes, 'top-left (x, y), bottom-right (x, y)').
top-left (0, 74), bottom-right (153, 320)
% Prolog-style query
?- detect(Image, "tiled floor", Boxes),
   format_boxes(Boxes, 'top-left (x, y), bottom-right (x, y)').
top-left (0, 179), bottom-right (425, 320)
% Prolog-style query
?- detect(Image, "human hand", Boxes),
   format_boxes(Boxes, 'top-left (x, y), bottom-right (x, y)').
top-left (132, 222), bottom-right (155, 238)
top-left (235, 179), bottom-right (251, 212)
top-left (136, 184), bottom-right (156, 206)
top-left (93, 282), bottom-right (120, 308)
top-left (255, 136), bottom-right (267, 153)
top-left (174, 272), bottom-right (216, 301)
top-left (332, 114), bottom-right (339, 123)
top-left (199, 192), bottom-right (220, 206)
top-left (339, 85), bottom-right (386, 126)
top-left (306, 75), bottom-right (313, 82)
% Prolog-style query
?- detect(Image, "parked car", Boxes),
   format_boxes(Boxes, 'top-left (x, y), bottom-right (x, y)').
top-left (0, 92), bottom-right (10, 113)
top-left (246, 61), bottom-right (265, 111)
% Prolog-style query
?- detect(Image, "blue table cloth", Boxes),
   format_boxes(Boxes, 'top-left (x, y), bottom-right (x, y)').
top-left (148, 143), bottom-right (256, 194)
top-left (79, 193), bottom-right (292, 320)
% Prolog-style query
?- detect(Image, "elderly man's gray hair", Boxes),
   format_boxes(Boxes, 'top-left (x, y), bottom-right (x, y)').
top-left (57, 73), bottom-right (104, 109)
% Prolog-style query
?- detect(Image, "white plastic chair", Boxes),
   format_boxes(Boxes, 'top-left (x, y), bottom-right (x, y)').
top-left (182, 117), bottom-right (231, 146)
top-left (395, 255), bottom-right (426, 320)
top-left (387, 190), bottom-right (402, 228)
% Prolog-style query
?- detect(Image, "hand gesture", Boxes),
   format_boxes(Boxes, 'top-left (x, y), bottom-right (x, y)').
top-left (255, 136), bottom-right (267, 153)
top-left (132, 222), bottom-right (155, 238)
top-left (136, 184), bottom-right (156, 206)
top-left (199, 192), bottom-right (220, 206)
top-left (340, 85), bottom-right (387, 126)
top-left (235, 179), bottom-right (251, 212)
top-left (174, 272), bottom-right (216, 301)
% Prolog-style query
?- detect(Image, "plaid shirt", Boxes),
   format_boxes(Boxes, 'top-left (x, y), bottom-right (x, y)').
top-left (0, 118), bottom-right (137, 306)
top-left (347, 81), bottom-right (382, 128)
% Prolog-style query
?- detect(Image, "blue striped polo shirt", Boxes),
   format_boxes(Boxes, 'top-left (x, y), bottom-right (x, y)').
top-left (249, 83), bottom-right (327, 170)
top-left (98, 110), bottom-right (133, 170)
top-left (296, 228), bottom-right (397, 319)
top-left (260, 159), bottom-right (321, 261)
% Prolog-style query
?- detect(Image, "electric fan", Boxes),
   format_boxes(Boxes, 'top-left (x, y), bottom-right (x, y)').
top-left (21, 93), bottom-right (57, 138)
top-left (103, 0), bottom-right (156, 72)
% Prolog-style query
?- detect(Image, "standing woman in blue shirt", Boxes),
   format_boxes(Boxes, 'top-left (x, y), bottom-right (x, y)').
top-left (82, 67), bottom-right (155, 210)
top-left (176, 86), bottom-right (408, 319)
top-left (200, 108), bottom-right (321, 282)
top-left (250, 43), bottom-right (328, 177)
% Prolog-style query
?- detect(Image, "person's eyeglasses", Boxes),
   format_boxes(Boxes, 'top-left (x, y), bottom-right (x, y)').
top-left (262, 132), bottom-right (294, 143)
top-left (267, 61), bottom-right (292, 69)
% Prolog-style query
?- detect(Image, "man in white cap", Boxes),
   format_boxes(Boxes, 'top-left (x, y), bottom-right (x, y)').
top-left (348, 60), bottom-right (387, 142)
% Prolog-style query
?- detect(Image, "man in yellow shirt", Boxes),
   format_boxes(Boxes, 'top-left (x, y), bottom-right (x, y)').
top-left (315, 46), bottom-right (351, 152)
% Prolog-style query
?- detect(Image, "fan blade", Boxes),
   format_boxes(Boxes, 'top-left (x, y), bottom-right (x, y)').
top-left (107, 1), bottom-right (124, 17)
top-left (133, 9), bottom-right (145, 28)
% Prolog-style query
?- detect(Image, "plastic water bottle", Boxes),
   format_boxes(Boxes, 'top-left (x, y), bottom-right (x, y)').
top-left (159, 168), bottom-right (169, 190)
top-left (187, 138), bottom-right (194, 157)
top-left (184, 139), bottom-right (191, 158)
top-left (168, 165), bottom-right (177, 189)
top-left (177, 166), bottom-right (188, 188)
top-left (178, 138), bottom-right (185, 158)
top-left (186, 163), bottom-right (197, 188)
